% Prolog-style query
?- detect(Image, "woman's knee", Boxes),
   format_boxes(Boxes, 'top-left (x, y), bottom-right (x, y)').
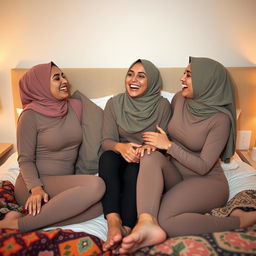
top-left (99, 150), bottom-right (119, 165)
top-left (141, 150), bottom-right (161, 162)
top-left (89, 176), bottom-right (106, 196)
top-left (78, 175), bottom-right (106, 197)
top-left (140, 151), bottom-right (167, 169)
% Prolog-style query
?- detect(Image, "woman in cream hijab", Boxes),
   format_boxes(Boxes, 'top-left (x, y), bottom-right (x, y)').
top-left (99, 59), bottom-right (171, 251)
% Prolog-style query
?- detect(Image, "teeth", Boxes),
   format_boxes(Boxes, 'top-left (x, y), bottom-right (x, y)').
top-left (130, 84), bottom-right (140, 89)
top-left (182, 85), bottom-right (188, 88)
top-left (60, 86), bottom-right (67, 91)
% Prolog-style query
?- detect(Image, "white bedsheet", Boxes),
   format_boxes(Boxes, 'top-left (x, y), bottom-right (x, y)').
top-left (0, 152), bottom-right (108, 241)
top-left (1, 151), bottom-right (256, 241)
top-left (223, 153), bottom-right (256, 200)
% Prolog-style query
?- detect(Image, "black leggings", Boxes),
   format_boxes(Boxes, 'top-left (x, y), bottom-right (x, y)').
top-left (99, 150), bottom-right (139, 228)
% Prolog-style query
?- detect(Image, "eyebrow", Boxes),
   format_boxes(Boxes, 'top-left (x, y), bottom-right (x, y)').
top-left (52, 72), bottom-right (64, 78)
top-left (128, 69), bottom-right (147, 75)
top-left (185, 70), bottom-right (191, 73)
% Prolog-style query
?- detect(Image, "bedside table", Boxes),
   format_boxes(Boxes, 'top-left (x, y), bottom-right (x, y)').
top-left (0, 143), bottom-right (13, 165)
top-left (236, 150), bottom-right (256, 169)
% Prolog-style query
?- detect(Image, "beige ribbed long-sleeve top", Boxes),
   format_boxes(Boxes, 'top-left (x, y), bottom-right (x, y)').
top-left (17, 105), bottom-right (82, 191)
top-left (167, 92), bottom-right (231, 178)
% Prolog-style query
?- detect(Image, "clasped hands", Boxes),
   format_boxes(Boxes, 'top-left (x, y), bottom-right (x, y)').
top-left (25, 186), bottom-right (49, 216)
top-left (118, 125), bottom-right (172, 163)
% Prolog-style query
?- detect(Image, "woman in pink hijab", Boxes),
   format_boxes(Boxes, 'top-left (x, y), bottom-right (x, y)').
top-left (0, 62), bottom-right (105, 232)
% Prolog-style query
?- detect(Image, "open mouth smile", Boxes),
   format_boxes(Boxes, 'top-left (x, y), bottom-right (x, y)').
top-left (59, 86), bottom-right (68, 92)
top-left (182, 84), bottom-right (188, 90)
top-left (129, 84), bottom-right (140, 90)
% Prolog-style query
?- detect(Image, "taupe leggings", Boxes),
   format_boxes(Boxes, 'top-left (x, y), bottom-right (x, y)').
top-left (14, 174), bottom-right (105, 232)
top-left (138, 151), bottom-right (240, 237)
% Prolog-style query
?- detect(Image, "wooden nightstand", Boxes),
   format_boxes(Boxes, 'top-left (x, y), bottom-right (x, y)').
top-left (236, 150), bottom-right (256, 169)
top-left (0, 143), bottom-right (13, 165)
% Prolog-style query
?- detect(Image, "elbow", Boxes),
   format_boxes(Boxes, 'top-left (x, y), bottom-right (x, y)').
top-left (197, 163), bottom-right (212, 176)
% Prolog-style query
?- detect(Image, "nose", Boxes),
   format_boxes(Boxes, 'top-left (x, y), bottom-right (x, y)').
top-left (180, 73), bottom-right (186, 82)
top-left (132, 74), bottom-right (138, 82)
top-left (61, 76), bottom-right (68, 83)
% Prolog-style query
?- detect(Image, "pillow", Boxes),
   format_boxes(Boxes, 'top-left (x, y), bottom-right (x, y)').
top-left (90, 91), bottom-right (175, 109)
top-left (0, 152), bottom-right (19, 185)
top-left (90, 95), bottom-right (113, 109)
top-left (220, 159), bottom-right (239, 171)
top-left (161, 91), bottom-right (175, 103)
top-left (72, 90), bottom-right (103, 174)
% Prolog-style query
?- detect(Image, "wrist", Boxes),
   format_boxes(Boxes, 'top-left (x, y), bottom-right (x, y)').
top-left (114, 142), bottom-right (123, 153)
top-left (166, 141), bottom-right (172, 150)
top-left (31, 186), bottom-right (43, 194)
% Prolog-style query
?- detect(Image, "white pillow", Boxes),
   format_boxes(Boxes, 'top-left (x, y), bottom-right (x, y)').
top-left (90, 91), bottom-right (175, 110)
top-left (220, 159), bottom-right (239, 171)
top-left (161, 91), bottom-right (175, 103)
top-left (0, 152), bottom-right (19, 185)
top-left (90, 95), bottom-right (113, 110)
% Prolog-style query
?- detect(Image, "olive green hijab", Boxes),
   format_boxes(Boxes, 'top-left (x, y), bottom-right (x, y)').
top-left (112, 59), bottom-right (163, 133)
top-left (187, 57), bottom-right (236, 162)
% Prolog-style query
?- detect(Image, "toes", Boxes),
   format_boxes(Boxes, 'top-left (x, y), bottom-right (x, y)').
top-left (103, 240), bottom-right (113, 251)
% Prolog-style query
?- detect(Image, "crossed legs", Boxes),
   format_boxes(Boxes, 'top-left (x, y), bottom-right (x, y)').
top-left (0, 174), bottom-right (105, 232)
top-left (119, 151), bottom-right (241, 253)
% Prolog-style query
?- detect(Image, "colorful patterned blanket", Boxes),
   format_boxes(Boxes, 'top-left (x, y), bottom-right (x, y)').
top-left (1, 181), bottom-right (256, 256)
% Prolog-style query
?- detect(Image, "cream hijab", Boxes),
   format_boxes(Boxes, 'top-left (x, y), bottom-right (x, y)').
top-left (187, 57), bottom-right (236, 162)
top-left (112, 59), bottom-right (164, 133)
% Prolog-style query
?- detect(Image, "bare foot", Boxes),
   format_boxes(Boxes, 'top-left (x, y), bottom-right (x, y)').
top-left (0, 217), bottom-right (19, 229)
top-left (4, 211), bottom-right (22, 220)
top-left (231, 208), bottom-right (256, 228)
top-left (118, 213), bottom-right (166, 254)
top-left (103, 213), bottom-right (130, 251)
top-left (112, 226), bottom-right (131, 254)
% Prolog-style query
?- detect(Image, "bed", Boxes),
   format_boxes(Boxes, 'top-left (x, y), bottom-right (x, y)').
top-left (0, 66), bottom-right (256, 256)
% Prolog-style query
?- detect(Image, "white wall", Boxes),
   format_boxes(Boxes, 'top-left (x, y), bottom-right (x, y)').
top-left (0, 0), bottom-right (256, 145)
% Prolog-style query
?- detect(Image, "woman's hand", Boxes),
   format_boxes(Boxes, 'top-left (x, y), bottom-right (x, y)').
top-left (136, 145), bottom-right (156, 158)
top-left (143, 125), bottom-right (172, 150)
top-left (25, 186), bottom-right (49, 216)
top-left (115, 142), bottom-right (141, 163)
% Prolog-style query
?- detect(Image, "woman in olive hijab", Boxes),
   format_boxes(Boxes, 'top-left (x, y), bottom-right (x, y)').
top-left (99, 59), bottom-right (171, 251)
top-left (119, 57), bottom-right (256, 254)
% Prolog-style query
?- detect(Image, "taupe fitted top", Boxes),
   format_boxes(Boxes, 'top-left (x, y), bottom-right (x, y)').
top-left (17, 105), bottom-right (82, 191)
top-left (102, 98), bottom-right (171, 151)
top-left (167, 92), bottom-right (230, 178)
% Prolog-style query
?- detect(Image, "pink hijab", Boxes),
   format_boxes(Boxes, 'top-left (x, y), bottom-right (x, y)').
top-left (19, 62), bottom-right (82, 120)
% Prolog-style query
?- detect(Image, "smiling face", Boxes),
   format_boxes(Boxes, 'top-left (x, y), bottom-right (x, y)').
top-left (125, 62), bottom-right (148, 98)
top-left (50, 65), bottom-right (70, 100)
top-left (180, 64), bottom-right (193, 98)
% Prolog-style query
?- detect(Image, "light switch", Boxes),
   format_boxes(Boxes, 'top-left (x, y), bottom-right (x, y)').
top-left (236, 130), bottom-right (251, 150)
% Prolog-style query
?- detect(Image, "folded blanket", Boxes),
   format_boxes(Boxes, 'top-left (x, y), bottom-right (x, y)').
top-left (209, 189), bottom-right (256, 217)
top-left (0, 181), bottom-right (24, 220)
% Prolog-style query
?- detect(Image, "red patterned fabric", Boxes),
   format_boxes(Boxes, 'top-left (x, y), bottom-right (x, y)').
top-left (0, 228), bottom-right (104, 256)
top-left (1, 227), bottom-right (256, 255)
top-left (0, 181), bottom-right (24, 220)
